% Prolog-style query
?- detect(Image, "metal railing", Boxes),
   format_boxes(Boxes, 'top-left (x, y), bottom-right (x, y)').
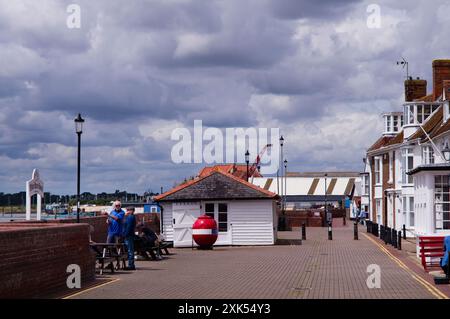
top-left (366, 220), bottom-right (402, 250)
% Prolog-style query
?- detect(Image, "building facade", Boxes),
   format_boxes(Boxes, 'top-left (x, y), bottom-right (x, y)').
top-left (366, 59), bottom-right (450, 238)
top-left (154, 170), bottom-right (279, 247)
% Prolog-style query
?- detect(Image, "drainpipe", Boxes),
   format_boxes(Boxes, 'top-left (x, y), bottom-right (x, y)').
top-left (154, 201), bottom-right (164, 234)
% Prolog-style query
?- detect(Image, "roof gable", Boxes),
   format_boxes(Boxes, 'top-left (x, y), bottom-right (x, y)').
top-left (155, 170), bottom-right (277, 202)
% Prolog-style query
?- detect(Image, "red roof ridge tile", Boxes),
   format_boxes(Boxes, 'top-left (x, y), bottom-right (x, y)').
top-left (154, 169), bottom-right (278, 201)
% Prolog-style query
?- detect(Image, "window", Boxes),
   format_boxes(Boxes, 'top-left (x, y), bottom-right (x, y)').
top-left (374, 157), bottom-right (381, 185)
top-left (376, 199), bottom-right (382, 223)
top-left (151, 206), bottom-right (158, 213)
top-left (204, 203), bottom-right (228, 232)
top-left (218, 203), bottom-right (228, 232)
top-left (393, 116), bottom-right (398, 132)
top-left (402, 196), bottom-right (414, 227)
top-left (409, 197), bottom-right (415, 227)
top-left (417, 104), bottom-right (424, 123)
top-left (386, 116), bottom-right (391, 132)
top-left (404, 105), bottom-right (414, 125)
top-left (388, 154), bottom-right (393, 183)
top-left (363, 175), bottom-right (369, 195)
top-left (404, 104), bottom-right (440, 125)
top-left (422, 146), bottom-right (435, 165)
top-left (401, 148), bottom-right (414, 184)
top-left (435, 176), bottom-right (450, 230)
top-left (205, 203), bottom-right (214, 219)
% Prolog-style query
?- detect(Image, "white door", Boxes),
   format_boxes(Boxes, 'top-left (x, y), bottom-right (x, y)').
top-left (173, 202), bottom-right (201, 247)
top-left (388, 196), bottom-right (394, 228)
top-left (204, 202), bottom-right (232, 245)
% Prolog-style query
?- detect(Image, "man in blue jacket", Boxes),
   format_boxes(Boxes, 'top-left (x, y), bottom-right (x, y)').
top-left (441, 236), bottom-right (450, 276)
top-left (104, 200), bottom-right (125, 244)
top-left (123, 206), bottom-right (137, 270)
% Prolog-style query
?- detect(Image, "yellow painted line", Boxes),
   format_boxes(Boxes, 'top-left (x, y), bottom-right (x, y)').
top-left (363, 233), bottom-right (448, 299)
top-left (62, 278), bottom-right (120, 299)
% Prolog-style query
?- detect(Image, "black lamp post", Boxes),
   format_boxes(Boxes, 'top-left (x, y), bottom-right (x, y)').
top-left (284, 159), bottom-right (288, 213)
top-left (245, 150), bottom-right (250, 182)
top-left (279, 136), bottom-right (284, 212)
top-left (325, 173), bottom-right (332, 240)
top-left (74, 113), bottom-right (85, 223)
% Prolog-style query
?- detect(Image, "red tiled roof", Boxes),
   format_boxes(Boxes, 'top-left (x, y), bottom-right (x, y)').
top-left (154, 169), bottom-right (277, 201)
top-left (430, 119), bottom-right (450, 139)
top-left (198, 164), bottom-right (262, 179)
top-left (413, 94), bottom-right (434, 102)
top-left (367, 136), bottom-right (394, 152)
top-left (385, 131), bottom-right (404, 146)
top-left (408, 107), bottom-right (443, 141)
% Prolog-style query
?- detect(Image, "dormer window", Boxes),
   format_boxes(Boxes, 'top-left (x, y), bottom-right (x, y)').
top-left (383, 113), bottom-right (403, 135)
top-left (403, 103), bottom-right (440, 125)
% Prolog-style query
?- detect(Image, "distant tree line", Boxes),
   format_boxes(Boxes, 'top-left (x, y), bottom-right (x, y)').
top-left (0, 189), bottom-right (160, 207)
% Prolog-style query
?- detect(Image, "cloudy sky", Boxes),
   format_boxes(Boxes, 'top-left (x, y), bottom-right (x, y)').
top-left (1, 0), bottom-right (449, 195)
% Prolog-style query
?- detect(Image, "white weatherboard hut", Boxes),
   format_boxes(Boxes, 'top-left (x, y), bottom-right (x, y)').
top-left (154, 170), bottom-right (279, 247)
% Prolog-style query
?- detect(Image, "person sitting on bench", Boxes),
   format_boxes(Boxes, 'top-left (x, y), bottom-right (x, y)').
top-left (137, 223), bottom-right (163, 260)
top-left (440, 235), bottom-right (450, 276)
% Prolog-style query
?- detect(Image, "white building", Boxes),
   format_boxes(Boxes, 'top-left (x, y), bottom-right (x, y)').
top-left (365, 59), bottom-right (450, 238)
top-left (154, 170), bottom-right (279, 247)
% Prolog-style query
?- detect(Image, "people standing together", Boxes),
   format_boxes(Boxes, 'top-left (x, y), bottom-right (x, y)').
top-left (103, 201), bottom-right (137, 270)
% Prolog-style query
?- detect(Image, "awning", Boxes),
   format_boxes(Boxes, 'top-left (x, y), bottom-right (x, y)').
top-left (407, 164), bottom-right (450, 175)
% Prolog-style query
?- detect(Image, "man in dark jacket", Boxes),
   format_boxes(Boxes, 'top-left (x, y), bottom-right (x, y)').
top-left (123, 207), bottom-right (137, 270)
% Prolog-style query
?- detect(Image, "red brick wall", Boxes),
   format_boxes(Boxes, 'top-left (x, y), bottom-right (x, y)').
top-left (370, 156), bottom-right (376, 222)
top-left (284, 209), bottom-right (344, 229)
top-left (404, 79), bottom-right (427, 102)
top-left (12, 213), bottom-right (160, 243)
top-left (0, 223), bottom-right (95, 298)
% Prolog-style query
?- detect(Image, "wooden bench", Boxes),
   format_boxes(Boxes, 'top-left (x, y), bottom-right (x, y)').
top-left (90, 243), bottom-right (127, 274)
top-left (419, 236), bottom-right (445, 272)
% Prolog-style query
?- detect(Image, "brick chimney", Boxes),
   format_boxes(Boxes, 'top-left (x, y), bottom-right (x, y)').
top-left (433, 59), bottom-right (450, 100)
top-left (404, 77), bottom-right (427, 102)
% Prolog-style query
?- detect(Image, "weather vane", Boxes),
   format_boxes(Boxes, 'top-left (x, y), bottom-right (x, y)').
top-left (396, 57), bottom-right (409, 79)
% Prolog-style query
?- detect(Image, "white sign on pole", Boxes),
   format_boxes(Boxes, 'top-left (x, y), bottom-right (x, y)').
top-left (26, 169), bottom-right (44, 221)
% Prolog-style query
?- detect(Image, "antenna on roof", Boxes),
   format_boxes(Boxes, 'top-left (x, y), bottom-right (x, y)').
top-left (396, 57), bottom-right (409, 79)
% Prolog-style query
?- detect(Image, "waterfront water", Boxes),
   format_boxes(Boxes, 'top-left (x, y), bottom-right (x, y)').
top-left (0, 213), bottom-right (89, 222)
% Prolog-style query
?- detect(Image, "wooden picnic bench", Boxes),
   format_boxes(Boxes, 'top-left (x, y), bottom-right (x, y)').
top-left (418, 236), bottom-right (445, 272)
top-left (90, 243), bottom-right (127, 275)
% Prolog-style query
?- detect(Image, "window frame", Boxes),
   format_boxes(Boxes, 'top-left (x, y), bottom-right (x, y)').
top-left (374, 157), bottom-right (381, 185)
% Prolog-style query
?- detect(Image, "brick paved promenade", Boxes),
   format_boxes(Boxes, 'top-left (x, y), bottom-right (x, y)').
top-left (68, 221), bottom-right (449, 299)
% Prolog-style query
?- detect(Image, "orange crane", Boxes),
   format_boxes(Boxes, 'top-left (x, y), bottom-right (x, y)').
top-left (248, 144), bottom-right (272, 179)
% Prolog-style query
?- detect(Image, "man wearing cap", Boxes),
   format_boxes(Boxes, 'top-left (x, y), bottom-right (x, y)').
top-left (104, 200), bottom-right (125, 244)
top-left (123, 207), bottom-right (137, 270)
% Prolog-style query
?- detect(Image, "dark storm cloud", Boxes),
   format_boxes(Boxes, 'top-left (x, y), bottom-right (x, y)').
top-left (1, 0), bottom-right (450, 194)
top-left (270, 0), bottom-right (363, 20)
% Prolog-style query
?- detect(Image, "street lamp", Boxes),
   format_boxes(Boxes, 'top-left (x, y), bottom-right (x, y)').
top-left (325, 173), bottom-right (332, 240)
top-left (279, 136), bottom-right (284, 212)
top-left (245, 150), bottom-right (250, 182)
top-left (284, 159), bottom-right (288, 213)
top-left (74, 113), bottom-right (85, 223)
top-left (443, 142), bottom-right (450, 162)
